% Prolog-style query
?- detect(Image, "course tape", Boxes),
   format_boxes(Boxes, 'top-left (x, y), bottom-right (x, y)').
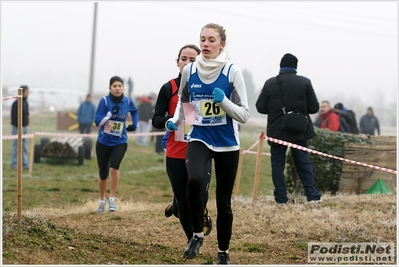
top-left (2, 131), bottom-right (166, 140)
top-left (3, 130), bottom-right (396, 175)
top-left (2, 95), bottom-right (21, 101)
top-left (261, 132), bottom-right (397, 175)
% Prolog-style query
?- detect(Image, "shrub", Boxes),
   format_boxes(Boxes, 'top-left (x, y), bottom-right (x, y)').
top-left (286, 127), bottom-right (373, 194)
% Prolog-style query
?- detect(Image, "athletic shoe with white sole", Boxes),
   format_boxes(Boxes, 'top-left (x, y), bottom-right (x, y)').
top-left (97, 200), bottom-right (106, 213)
top-left (109, 198), bottom-right (116, 211)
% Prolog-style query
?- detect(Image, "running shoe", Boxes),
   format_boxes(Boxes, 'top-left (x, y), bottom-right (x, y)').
top-left (97, 199), bottom-right (106, 213)
top-left (184, 235), bottom-right (203, 258)
top-left (164, 201), bottom-right (173, 217)
top-left (217, 251), bottom-right (230, 264)
top-left (109, 198), bottom-right (116, 212)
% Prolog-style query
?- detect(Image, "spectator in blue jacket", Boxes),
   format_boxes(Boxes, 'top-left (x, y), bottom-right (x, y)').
top-left (77, 94), bottom-right (96, 134)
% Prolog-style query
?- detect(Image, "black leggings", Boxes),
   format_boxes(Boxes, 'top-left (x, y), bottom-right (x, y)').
top-left (96, 141), bottom-right (127, 179)
top-left (186, 141), bottom-right (239, 251)
top-left (166, 157), bottom-right (211, 241)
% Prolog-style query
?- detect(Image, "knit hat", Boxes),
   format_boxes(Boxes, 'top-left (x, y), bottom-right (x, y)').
top-left (280, 53), bottom-right (298, 69)
top-left (334, 103), bottom-right (344, 110)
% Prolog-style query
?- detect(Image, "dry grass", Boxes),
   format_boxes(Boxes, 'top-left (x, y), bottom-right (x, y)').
top-left (2, 113), bottom-right (397, 264)
top-left (4, 193), bottom-right (396, 265)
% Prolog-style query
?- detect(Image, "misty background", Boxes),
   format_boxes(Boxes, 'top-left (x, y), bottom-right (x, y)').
top-left (1, 1), bottom-right (397, 132)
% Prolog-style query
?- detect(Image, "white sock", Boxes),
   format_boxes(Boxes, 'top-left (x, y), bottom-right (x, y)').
top-left (109, 197), bottom-right (115, 201)
top-left (99, 199), bottom-right (106, 204)
top-left (194, 233), bottom-right (204, 238)
top-left (218, 249), bottom-right (229, 253)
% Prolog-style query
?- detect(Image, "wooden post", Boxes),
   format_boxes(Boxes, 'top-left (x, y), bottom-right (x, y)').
top-left (28, 132), bottom-right (36, 176)
top-left (234, 149), bottom-right (244, 197)
top-left (17, 88), bottom-right (23, 224)
top-left (252, 130), bottom-right (265, 203)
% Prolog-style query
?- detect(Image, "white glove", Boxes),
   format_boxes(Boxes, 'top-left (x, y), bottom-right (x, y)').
top-left (105, 111), bottom-right (112, 119)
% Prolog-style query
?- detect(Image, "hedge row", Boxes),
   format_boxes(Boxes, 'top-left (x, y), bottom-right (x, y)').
top-left (285, 127), bottom-right (373, 195)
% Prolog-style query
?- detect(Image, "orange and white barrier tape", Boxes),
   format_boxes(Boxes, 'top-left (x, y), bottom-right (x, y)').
top-left (2, 95), bottom-right (21, 101)
top-left (261, 132), bottom-right (397, 175)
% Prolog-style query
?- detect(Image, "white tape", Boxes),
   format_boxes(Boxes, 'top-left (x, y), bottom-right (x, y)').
top-left (2, 95), bottom-right (21, 101)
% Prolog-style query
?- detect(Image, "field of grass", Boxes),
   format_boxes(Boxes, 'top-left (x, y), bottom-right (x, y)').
top-left (2, 111), bottom-right (273, 212)
top-left (2, 112), bottom-right (396, 265)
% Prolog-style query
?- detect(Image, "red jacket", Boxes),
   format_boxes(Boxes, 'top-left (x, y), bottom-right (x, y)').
top-left (166, 79), bottom-right (187, 159)
top-left (320, 109), bottom-right (340, 132)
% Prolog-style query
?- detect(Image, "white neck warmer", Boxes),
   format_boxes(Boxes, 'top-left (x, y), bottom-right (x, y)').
top-left (195, 50), bottom-right (230, 80)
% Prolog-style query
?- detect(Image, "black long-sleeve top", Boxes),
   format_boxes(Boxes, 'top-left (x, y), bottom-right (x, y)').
top-left (11, 97), bottom-right (29, 127)
top-left (151, 74), bottom-right (181, 129)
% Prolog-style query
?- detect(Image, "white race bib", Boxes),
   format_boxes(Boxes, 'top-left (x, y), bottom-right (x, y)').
top-left (192, 100), bottom-right (226, 126)
top-left (104, 120), bottom-right (123, 136)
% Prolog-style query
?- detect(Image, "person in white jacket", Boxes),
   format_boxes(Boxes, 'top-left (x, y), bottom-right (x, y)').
top-left (166, 22), bottom-right (249, 265)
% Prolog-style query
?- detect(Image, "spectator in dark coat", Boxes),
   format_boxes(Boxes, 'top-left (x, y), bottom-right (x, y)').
top-left (360, 107), bottom-right (380, 135)
top-left (334, 103), bottom-right (359, 134)
top-left (10, 85), bottom-right (30, 169)
top-left (256, 53), bottom-right (321, 204)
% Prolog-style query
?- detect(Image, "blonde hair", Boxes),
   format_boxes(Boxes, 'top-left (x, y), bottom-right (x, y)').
top-left (201, 23), bottom-right (226, 44)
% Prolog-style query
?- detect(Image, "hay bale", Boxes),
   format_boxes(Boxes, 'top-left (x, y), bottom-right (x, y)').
top-left (339, 135), bottom-right (397, 194)
top-left (41, 136), bottom-right (84, 158)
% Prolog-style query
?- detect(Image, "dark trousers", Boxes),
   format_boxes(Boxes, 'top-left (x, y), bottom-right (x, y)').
top-left (186, 141), bottom-right (239, 251)
top-left (79, 123), bottom-right (92, 134)
top-left (270, 140), bottom-right (321, 203)
top-left (155, 128), bottom-right (165, 153)
top-left (166, 157), bottom-right (211, 242)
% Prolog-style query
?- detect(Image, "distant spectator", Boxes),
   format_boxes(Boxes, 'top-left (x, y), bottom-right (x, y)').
top-left (359, 107), bottom-right (380, 135)
top-left (332, 105), bottom-right (351, 133)
top-left (136, 95), bottom-right (154, 146)
top-left (77, 94), bottom-right (96, 134)
top-left (317, 101), bottom-right (340, 132)
top-left (127, 77), bottom-right (134, 98)
top-left (334, 103), bottom-right (359, 134)
top-left (10, 85), bottom-right (30, 170)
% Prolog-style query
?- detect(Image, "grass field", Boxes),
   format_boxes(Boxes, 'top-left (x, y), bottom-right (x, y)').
top-left (2, 112), bottom-right (273, 212)
top-left (2, 112), bottom-right (397, 264)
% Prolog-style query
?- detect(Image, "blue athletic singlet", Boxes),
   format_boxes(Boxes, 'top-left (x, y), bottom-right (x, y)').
top-left (187, 63), bottom-right (238, 147)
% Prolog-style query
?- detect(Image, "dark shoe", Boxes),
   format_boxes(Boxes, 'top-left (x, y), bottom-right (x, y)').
top-left (203, 207), bottom-right (212, 236)
top-left (218, 252), bottom-right (230, 264)
top-left (306, 198), bottom-right (322, 204)
top-left (164, 201), bottom-right (173, 217)
top-left (184, 235), bottom-right (203, 258)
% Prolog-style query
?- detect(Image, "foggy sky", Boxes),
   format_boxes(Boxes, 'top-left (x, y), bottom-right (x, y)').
top-left (1, 1), bottom-right (397, 111)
